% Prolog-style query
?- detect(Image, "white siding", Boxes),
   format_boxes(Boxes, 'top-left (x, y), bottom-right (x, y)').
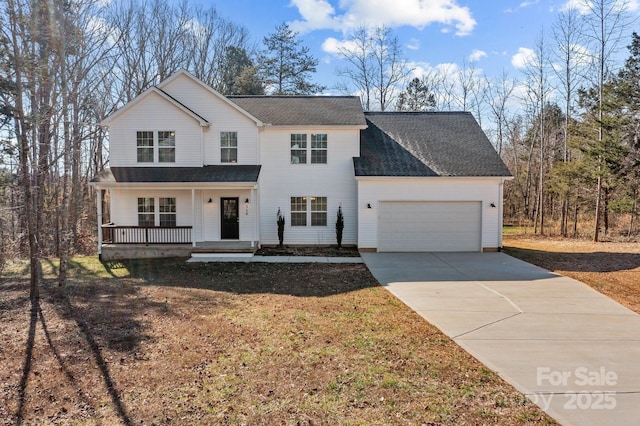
top-left (259, 127), bottom-right (360, 245)
top-left (358, 178), bottom-right (505, 251)
top-left (160, 74), bottom-right (259, 165)
top-left (108, 92), bottom-right (203, 167)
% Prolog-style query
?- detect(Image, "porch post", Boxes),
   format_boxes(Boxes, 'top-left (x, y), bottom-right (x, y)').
top-left (253, 185), bottom-right (259, 248)
top-left (191, 189), bottom-right (196, 247)
top-left (96, 188), bottom-right (103, 256)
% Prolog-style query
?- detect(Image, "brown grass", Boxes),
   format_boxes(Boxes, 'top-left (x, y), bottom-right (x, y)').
top-left (503, 235), bottom-right (640, 314)
top-left (0, 257), bottom-right (555, 425)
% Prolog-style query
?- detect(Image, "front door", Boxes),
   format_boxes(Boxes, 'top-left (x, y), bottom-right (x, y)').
top-left (221, 197), bottom-right (239, 239)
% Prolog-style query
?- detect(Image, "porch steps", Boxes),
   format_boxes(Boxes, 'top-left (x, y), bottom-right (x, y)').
top-left (190, 241), bottom-right (257, 257)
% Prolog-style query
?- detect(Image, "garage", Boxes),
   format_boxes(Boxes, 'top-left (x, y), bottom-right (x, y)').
top-left (377, 201), bottom-right (482, 252)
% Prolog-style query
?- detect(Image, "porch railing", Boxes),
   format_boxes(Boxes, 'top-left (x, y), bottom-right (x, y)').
top-left (101, 225), bottom-right (192, 245)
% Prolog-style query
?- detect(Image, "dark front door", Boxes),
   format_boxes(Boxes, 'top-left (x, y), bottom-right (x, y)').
top-left (221, 197), bottom-right (239, 239)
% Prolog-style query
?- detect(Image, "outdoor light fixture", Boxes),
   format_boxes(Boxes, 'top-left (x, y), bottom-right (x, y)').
top-left (490, 202), bottom-right (496, 208)
top-left (245, 198), bottom-right (250, 203)
top-left (367, 203), bottom-right (372, 209)
top-left (208, 198), bottom-right (213, 203)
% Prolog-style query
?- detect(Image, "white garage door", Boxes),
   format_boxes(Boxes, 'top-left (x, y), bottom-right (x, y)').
top-left (378, 201), bottom-right (482, 252)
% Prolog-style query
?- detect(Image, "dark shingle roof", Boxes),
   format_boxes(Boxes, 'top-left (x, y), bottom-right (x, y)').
top-left (91, 165), bottom-right (261, 183)
top-left (229, 96), bottom-right (366, 126)
top-left (354, 112), bottom-right (512, 177)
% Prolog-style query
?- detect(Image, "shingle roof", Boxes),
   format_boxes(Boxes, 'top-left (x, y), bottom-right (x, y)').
top-left (229, 96), bottom-right (366, 126)
top-left (91, 165), bottom-right (261, 183)
top-left (354, 112), bottom-right (512, 177)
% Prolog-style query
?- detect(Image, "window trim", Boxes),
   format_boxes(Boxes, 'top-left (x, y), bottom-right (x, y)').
top-left (290, 196), bottom-right (307, 226)
top-left (310, 196), bottom-right (327, 226)
top-left (136, 130), bottom-right (176, 163)
top-left (311, 134), bottom-right (327, 164)
top-left (220, 131), bottom-right (238, 164)
top-left (290, 134), bottom-right (307, 164)
top-left (137, 197), bottom-right (177, 227)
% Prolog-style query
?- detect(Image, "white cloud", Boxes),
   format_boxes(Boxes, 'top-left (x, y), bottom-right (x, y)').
top-left (321, 37), bottom-right (359, 55)
top-left (407, 38), bottom-right (420, 50)
top-left (468, 49), bottom-right (487, 62)
top-left (511, 47), bottom-right (535, 68)
top-left (289, 0), bottom-right (477, 36)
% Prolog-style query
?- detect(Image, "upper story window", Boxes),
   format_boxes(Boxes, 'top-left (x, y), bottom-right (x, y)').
top-left (221, 132), bottom-right (238, 163)
top-left (311, 134), bottom-right (327, 164)
top-left (291, 133), bottom-right (327, 164)
top-left (137, 131), bottom-right (154, 163)
top-left (158, 131), bottom-right (176, 163)
top-left (291, 134), bottom-right (307, 164)
top-left (137, 130), bottom-right (175, 163)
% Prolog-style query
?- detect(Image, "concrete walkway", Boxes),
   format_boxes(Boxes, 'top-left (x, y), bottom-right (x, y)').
top-left (362, 252), bottom-right (640, 426)
top-left (187, 255), bottom-right (363, 263)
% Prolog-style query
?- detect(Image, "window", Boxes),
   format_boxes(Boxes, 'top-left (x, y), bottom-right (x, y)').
top-left (137, 131), bottom-right (154, 163)
top-left (290, 134), bottom-right (307, 164)
top-left (290, 196), bottom-right (307, 226)
top-left (159, 197), bottom-right (177, 227)
top-left (137, 197), bottom-right (155, 226)
top-left (311, 134), bottom-right (327, 164)
top-left (311, 196), bottom-right (327, 226)
top-left (221, 132), bottom-right (238, 163)
top-left (158, 131), bottom-right (175, 163)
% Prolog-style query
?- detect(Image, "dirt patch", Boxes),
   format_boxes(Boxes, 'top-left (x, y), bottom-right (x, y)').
top-left (255, 245), bottom-right (361, 257)
top-left (1, 257), bottom-right (555, 425)
top-left (504, 236), bottom-right (640, 313)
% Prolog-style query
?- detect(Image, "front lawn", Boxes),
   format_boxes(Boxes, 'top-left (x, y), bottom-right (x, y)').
top-left (0, 257), bottom-right (554, 425)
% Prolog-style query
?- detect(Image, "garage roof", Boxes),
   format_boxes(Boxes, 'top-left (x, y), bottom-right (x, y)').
top-left (354, 112), bottom-right (512, 177)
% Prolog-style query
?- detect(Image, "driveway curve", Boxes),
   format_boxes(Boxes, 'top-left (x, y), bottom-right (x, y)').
top-left (362, 252), bottom-right (640, 426)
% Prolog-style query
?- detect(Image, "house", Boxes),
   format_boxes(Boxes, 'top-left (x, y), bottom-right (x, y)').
top-left (91, 70), bottom-right (512, 260)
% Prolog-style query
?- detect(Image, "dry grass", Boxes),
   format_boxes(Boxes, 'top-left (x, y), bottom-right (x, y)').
top-left (503, 235), bottom-right (640, 314)
top-left (0, 257), bottom-right (555, 425)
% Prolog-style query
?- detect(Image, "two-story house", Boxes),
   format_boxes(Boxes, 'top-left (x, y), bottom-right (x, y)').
top-left (91, 70), bottom-right (511, 260)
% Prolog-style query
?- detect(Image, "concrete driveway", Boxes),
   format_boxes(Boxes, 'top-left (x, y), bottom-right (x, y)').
top-left (362, 252), bottom-right (640, 426)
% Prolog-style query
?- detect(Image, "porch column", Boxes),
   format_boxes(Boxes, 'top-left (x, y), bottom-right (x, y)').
top-left (191, 189), bottom-right (196, 247)
top-left (253, 185), bottom-right (259, 248)
top-left (96, 189), bottom-right (103, 256)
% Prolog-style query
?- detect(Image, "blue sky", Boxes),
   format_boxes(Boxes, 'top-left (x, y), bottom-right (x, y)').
top-left (207, 0), bottom-right (639, 95)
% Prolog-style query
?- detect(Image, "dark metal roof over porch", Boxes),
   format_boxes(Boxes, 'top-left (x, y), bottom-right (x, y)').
top-left (91, 165), bottom-right (262, 184)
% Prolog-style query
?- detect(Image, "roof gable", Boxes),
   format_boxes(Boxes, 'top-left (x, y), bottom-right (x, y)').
top-left (101, 86), bottom-right (210, 127)
top-left (158, 70), bottom-right (264, 126)
top-left (355, 112), bottom-right (512, 177)
top-left (229, 96), bottom-right (367, 127)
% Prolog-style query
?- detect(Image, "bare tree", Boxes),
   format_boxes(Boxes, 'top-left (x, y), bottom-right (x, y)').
top-left (553, 5), bottom-right (586, 236)
top-left (486, 71), bottom-right (517, 156)
top-left (334, 25), bottom-right (409, 111)
top-left (581, 0), bottom-right (634, 242)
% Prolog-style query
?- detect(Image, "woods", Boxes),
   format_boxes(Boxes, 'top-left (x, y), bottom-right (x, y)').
top-left (1, 0), bottom-right (639, 297)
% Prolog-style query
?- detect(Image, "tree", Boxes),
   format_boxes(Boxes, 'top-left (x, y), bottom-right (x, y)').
top-left (334, 25), bottom-right (410, 111)
top-left (259, 23), bottom-right (324, 95)
top-left (277, 208), bottom-right (285, 248)
top-left (581, 0), bottom-right (633, 241)
top-left (396, 77), bottom-right (436, 111)
top-left (335, 206), bottom-right (344, 248)
top-left (220, 46), bottom-right (264, 95)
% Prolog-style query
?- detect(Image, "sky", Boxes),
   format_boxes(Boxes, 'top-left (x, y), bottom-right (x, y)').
top-left (208, 0), bottom-right (640, 97)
